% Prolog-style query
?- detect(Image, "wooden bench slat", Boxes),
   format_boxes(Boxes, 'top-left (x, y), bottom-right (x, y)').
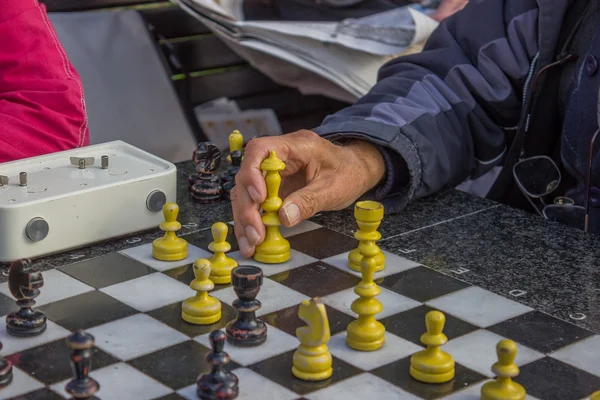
top-left (42, 0), bottom-right (159, 12)
top-left (168, 36), bottom-right (245, 71)
top-left (140, 6), bottom-right (211, 38)
top-left (182, 67), bottom-right (283, 105)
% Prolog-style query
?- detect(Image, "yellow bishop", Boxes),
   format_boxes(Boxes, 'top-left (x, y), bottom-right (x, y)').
top-left (253, 150), bottom-right (290, 264)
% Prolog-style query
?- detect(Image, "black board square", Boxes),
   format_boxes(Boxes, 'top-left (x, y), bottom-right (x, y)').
top-left (269, 262), bottom-right (360, 298)
top-left (379, 266), bottom-right (470, 302)
top-left (261, 303), bottom-right (355, 337)
top-left (287, 228), bottom-right (357, 260)
top-left (516, 357), bottom-right (600, 400)
top-left (128, 340), bottom-right (239, 390)
top-left (59, 252), bottom-right (155, 289)
top-left (8, 388), bottom-right (65, 400)
top-left (147, 301), bottom-right (238, 338)
top-left (0, 291), bottom-right (18, 317)
top-left (486, 311), bottom-right (595, 353)
top-left (372, 356), bottom-right (486, 400)
top-left (381, 304), bottom-right (478, 346)
top-left (39, 290), bottom-right (138, 331)
top-left (6, 338), bottom-right (118, 385)
top-left (248, 350), bottom-right (362, 396)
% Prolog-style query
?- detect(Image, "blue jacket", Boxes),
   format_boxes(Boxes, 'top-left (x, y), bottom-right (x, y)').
top-left (314, 1), bottom-right (594, 228)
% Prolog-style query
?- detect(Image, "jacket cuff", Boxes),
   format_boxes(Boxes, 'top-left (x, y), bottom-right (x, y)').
top-left (314, 120), bottom-right (419, 213)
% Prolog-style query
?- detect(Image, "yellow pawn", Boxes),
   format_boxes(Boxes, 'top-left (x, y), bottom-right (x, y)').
top-left (481, 339), bottom-right (526, 400)
top-left (348, 200), bottom-right (385, 272)
top-left (346, 252), bottom-right (385, 351)
top-left (181, 259), bottom-right (222, 325)
top-left (410, 310), bottom-right (455, 383)
top-left (591, 391), bottom-right (600, 400)
top-left (152, 202), bottom-right (188, 261)
top-left (226, 130), bottom-right (243, 164)
top-left (292, 298), bottom-right (333, 381)
top-left (208, 222), bottom-right (238, 284)
top-left (254, 151), bottom-right (291, 264)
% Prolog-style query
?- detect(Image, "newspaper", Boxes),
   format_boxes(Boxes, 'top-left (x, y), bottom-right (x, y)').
top-left (170, 0), bottom-right (438, 101)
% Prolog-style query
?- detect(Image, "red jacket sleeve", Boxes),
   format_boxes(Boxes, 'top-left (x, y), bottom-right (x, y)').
top-left (0, 0), bottom-right (89, 164)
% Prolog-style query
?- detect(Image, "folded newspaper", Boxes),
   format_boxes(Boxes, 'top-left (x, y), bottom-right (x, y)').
top-left (170, 0), bottom-right (439, 102)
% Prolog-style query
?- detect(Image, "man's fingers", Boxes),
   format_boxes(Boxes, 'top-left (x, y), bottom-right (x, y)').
top-left (230, 184), bottom-right (263, 257)
top-left (279, 180), bottom-right (331, 227)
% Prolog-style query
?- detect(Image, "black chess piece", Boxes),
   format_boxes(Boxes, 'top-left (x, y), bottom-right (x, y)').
top-left (190, 142), bottom-right (223, 203)
top-left (216, 381), bottom-right (237, 400)
top-left (65, 330), bottom-right (100, 400)
top-left (6, 259), bottom-right (46, 337)
top-left (197, 330), bottom-right (239, 400)
top-left (226, 266), bottom-right (267, 347)
top-left (222, 150), bottom-right (242, 200)
top-left (0, 342), bottom-right (13, 388)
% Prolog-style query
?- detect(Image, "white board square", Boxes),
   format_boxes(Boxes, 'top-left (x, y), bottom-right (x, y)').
top-left (228, 249), bottom-right (316, 277)
top-left (309, 372), bottom-right (420, 400)
top-left (551, 335), bottom-right (600, 378)
top-left (0, 367), bottom-right (44, 399)
top-left (87, 313), bottom-right (188, 361)
top-left (323, 250), bottom-right (420, 278)
top-left (101, 272), bottom-right (192, 312)
top-left (426, 286), bottom-right (532, 327)
top-left (444, 329), bottom-right (544, 377)
top-left (321, 286), bottom-right (420, 319)
top-left (119, 242), bottom-right (211, 271)
top-left (0, 319), bottom-right (69, 355)
top-left (195, 324), bottom-right (297, 366)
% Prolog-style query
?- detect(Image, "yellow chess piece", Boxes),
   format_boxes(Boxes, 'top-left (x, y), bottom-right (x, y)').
top-left (181, 258), bottom-right (222, 325)
top-left (410, 310), bottom-right (455, 383)
top-left (254, 151), bottom-right (291, 264)
top-left (346, 252), bottom-right (385, 351)
top-left (348, 200), bottom-right (385, 272)
top-left (591, 391), bottom-right (600, 400)
top-left (152, 202), bottom-right (188, 261)
top-left (226, 130), bottom-right (243, 163)
top-left (292, 298), bottom-right (333, 381)
top-left (208, 222), bottom-right (238, 284)
top-left (480, 339), bottom-right (526, 400)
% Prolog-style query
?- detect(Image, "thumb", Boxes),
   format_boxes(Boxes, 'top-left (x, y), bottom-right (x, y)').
top-left (279, 183), bottom-right (325, 227)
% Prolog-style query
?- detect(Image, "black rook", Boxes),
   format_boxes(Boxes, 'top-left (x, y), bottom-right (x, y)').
top-left (226, 266), bottom-right (267, 347)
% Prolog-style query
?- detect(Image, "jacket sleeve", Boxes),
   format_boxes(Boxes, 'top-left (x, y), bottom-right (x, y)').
top-left (313, 0), bottom-right (540, 213)
top-left (0, 0), bottom-right (88, 164)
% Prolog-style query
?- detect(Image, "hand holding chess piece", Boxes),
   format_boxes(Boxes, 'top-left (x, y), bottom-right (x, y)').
top-left (6, 259), bottom-right (46, 337)
top-left (229, 130), bottom-right (385, 257)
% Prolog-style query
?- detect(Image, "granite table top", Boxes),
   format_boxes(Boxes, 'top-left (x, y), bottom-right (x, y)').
top-left (2, 161), bottom-right (599, 333)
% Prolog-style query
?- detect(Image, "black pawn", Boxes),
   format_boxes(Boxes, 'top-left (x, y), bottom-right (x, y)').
top-left (190, 142), bottom-right (223, 203)
top-left (222, 150), bottom-right (242, 200)
top-left (6, 259), bottom-right (46, 337)
top-left (226, 266), bottom-right (267, 347)
top-left (0, 342), bottom-right (13, 388)
top-left (197, 330), bottom-right (239, 400)
top-left (65, 330), bottom-right (100, 400)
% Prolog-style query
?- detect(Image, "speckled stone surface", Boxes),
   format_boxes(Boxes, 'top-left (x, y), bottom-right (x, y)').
top-left (380, 204), bottom-right (600, 332)
top-left (310, 188), bottom-right (498, 239)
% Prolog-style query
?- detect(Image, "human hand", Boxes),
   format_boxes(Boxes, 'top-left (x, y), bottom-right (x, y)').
top-left (230, 130), bottom-right (386, 257)
top-left (430, 0), bottom-right (468, 21)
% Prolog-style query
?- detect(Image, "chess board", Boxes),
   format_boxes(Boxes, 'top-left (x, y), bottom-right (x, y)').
top-left (0, 218), bottom-right (598, 400)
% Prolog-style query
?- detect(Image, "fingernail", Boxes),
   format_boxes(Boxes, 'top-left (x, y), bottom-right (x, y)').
top-left (245, 225), bottom-right (260, 245)
top-left (248, 186), bottom-right (261, 203)
top-left (238, 236), bottom-right (252, 257)
top-left (283, 203), bottom-right (300, 226)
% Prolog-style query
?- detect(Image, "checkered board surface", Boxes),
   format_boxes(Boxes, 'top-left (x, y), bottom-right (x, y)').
top-left (0, 219), bottom-right (599, 400)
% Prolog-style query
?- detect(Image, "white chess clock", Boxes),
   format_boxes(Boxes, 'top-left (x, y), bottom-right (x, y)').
top-left (0, 141), bottom-right (177, 262)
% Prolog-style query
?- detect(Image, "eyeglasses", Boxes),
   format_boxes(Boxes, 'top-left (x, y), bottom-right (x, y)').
top-left (513, 128), bottom-right (599, 233)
